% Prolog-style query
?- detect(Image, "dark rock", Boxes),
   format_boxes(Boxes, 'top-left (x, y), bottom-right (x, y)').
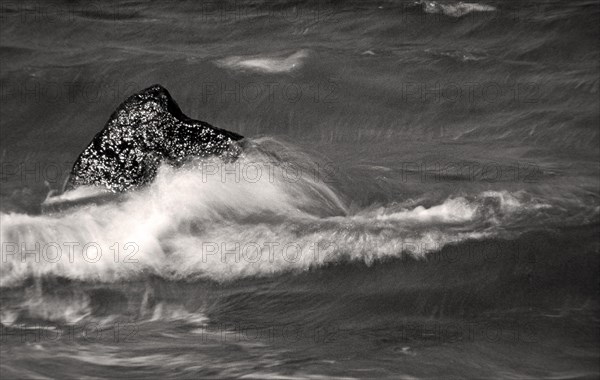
top-left (66, 84), bottom-right (243, 192)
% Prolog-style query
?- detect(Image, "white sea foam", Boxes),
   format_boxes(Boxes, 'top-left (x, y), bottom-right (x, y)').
top-left (0, 140), bottom-right (540, 287)
top-left (217, 50), bottom-right (308, 73)
top-left (419, 1), bottom-right (497, 18)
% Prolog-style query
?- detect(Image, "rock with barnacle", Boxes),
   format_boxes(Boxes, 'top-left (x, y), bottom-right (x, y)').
top-left (66, 84), bottom-right (243, 192)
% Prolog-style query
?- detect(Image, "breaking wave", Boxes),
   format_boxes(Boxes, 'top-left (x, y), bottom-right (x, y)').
top-left (0, 138), bottom-right (556, 287)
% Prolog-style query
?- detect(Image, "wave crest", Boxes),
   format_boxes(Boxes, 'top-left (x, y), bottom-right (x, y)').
top-left (216, 50), bottom-right (308, 73)
top-left (1, 139), bottom-right (551, 286)
top-left (419, 1), bottom-right (496, 18)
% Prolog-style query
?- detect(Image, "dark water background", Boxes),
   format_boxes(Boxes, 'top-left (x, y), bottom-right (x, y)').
top-left (1, 0), bottom-right (599, 379)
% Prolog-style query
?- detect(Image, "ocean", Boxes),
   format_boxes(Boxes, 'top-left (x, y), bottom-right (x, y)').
top-left (0, 0), bottom-right (599, 378)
